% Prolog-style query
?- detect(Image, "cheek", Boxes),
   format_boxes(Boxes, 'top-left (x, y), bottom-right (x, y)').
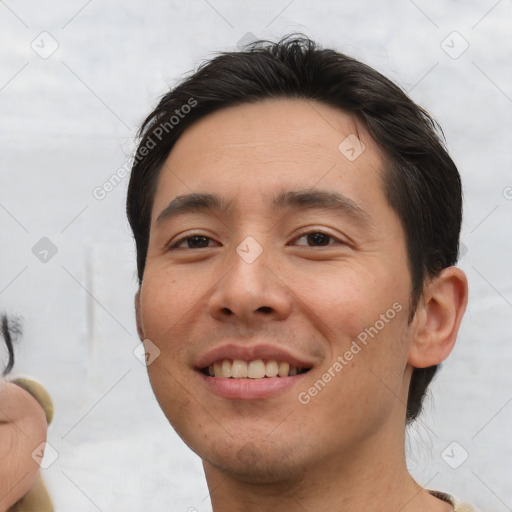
top-left (138, 268), bottom-right (198, 341)
top-left (138, 274), bottom-right (197, 427)
top-left (138, 267), bottom-right (205, 388)
top-left (303, 264), bottom-right (411, 404)
top-left (299, 262), bottom-right (407, 342)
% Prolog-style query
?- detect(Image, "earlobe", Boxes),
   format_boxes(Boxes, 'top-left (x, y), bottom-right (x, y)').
top-left (134, 290), bottom-right (145, 340)
top-left (408, 267), bottom-right (468, 368)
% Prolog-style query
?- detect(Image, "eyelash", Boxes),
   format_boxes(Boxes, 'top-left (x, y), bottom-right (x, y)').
top-left (169, 230), bottom-right (344, 250)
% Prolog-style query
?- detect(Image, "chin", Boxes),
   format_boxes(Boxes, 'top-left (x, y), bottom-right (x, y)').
top-left (191, 430), bottom-right (314, 485)
top-left (203, 445), bottom-right (308, 485)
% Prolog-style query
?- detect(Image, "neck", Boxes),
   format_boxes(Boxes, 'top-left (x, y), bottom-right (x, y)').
top-left (203, 420), bottom-right (450, 512)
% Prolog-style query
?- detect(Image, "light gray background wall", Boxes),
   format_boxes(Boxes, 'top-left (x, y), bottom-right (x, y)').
top-left (1, 1), bottom-right (511, 510)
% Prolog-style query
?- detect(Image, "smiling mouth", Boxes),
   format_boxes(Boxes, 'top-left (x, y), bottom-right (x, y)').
top-left (200, 359), bottom-right (312, 378)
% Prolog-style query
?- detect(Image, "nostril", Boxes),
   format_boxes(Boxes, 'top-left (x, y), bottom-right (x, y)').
top-left (258, 306), bottom-right (272, 313)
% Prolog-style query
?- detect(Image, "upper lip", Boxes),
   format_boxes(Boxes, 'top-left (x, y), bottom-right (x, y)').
top-left (196, 343), bottom-right (316, 370)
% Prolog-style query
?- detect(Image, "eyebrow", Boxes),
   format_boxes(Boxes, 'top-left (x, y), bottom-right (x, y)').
top-left (155, 189), bottom-right (371, 228)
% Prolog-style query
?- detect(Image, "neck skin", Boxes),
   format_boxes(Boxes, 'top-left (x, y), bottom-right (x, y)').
top-left (202, 386), bottom-right (452, 512)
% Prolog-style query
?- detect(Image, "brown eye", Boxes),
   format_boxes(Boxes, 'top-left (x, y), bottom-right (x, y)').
top-left (293, 231), bottom-right (341, 247)
top-left (170, 235), bottom-right (215, 249)
top-left (306, 233), bottom-right (330, 246)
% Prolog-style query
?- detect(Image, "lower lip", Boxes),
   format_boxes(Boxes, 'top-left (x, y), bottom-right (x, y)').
top-left (198, 372), bottom-right (307, 400)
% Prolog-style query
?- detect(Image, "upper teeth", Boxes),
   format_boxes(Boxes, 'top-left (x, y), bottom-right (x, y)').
top-left (208, 359), bottom-right (302, 378)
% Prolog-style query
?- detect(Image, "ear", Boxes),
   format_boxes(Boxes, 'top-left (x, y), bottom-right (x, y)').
top-left (135, 290), bottom-right (145, 340)
top-left (408, 266), bottom-right (468, 368)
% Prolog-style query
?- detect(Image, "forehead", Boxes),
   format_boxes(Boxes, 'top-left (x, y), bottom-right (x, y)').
top-left (163, 98), bottom-right (381, 170)
top-left (152, 98), bottom-right (389, 223)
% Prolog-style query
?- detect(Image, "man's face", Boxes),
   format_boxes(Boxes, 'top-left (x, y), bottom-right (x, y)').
top-left (137, 99), bottom-right (417, 480)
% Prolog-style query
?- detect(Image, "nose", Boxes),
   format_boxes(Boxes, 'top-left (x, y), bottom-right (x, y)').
top-left (207, 241), bottom-right (292, 326)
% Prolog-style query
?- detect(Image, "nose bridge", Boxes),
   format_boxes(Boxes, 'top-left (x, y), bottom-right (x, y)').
top-left (207, 232), bottom-right (291, 323)
top-left (227, 233), bottom-right (273, 302)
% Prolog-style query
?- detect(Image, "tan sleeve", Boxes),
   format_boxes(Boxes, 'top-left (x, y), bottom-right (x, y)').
top-left (452, 498), bottom-right (480, 512)
top-left (428, 490), bottom-right (480, 512)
